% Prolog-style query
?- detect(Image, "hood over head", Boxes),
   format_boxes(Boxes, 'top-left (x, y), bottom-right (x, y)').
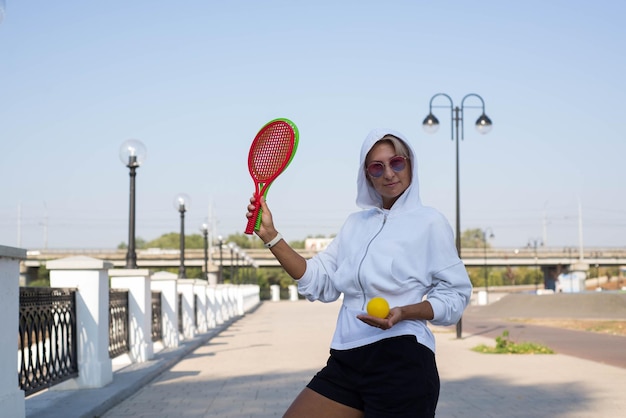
top-left (356, 128), bottom-right (421, 210)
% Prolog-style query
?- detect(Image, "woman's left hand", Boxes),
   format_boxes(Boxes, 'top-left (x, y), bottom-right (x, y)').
top-left (356, 307), bottom-right (402, 330)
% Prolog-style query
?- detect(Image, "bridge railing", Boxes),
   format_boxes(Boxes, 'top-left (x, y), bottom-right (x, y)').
top-left (21, 247), bottom-right (626, 278)
top-left (1, 246), bottom-right (28, 417)
top-left (18, 286), bottom-right (79, 397)
top-left (0, 247), bottom-right (261, 418)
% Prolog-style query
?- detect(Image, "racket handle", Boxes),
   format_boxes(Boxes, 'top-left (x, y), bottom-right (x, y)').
top-left (245, 200), bottom-right (261, 235)
top-left (255, 207), bottom-right (263, 231)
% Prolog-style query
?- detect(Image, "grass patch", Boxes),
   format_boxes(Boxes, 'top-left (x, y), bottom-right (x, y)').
top-left (472, 330), bottom-right (555, 354)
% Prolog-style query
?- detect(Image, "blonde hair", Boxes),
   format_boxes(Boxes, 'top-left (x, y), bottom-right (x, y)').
top-left (379, 134), bottom-right (410, 159)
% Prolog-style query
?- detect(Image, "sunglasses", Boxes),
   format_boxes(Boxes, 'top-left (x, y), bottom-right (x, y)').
top-left (366, 156), bottom-right (408, 178)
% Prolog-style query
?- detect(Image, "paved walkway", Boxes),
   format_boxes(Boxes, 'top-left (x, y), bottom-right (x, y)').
top-left (27, 299), bottom-right (626, 417)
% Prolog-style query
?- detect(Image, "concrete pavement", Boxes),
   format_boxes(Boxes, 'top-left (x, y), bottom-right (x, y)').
top-left (27, 298), bottom-right (626, 417)
top-left (433, 326), bottom-right (626, 417)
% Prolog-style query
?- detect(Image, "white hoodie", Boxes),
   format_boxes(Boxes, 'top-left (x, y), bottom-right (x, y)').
top-left (297, 128), bottom-right (472, 353)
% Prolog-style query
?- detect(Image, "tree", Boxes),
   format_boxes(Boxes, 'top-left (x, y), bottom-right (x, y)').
top-left (144, 233), bottom-right (204, 249)
top-left (289, 240), bottom-right (305, 249)
top-left (222, 233), bottom-right (265, 249)
top-left (504, 265), bottom-right (517, 286)
top-left (117, 237), bottom-right (147, 250)
top-left (220, 232), bottom-right (306, 249)
top-left (461, 228), bottom-right (488, 249)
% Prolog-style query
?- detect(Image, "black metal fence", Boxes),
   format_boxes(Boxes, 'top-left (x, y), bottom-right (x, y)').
top-left (18, 287), bottom-right (78, 397)
top-left (151, 291), bottom-right (162, 342)
top-left (178, 293), bottom-right (183, 333)
top-left (18, 285), bottom-right (164, 396)
top-left (108, 289), bottom-right (130, 358)
top-left (194, 294), bottom-right (198, 330)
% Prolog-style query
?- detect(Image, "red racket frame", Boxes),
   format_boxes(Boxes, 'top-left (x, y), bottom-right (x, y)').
top-left (244, 119), bottom-right (296, 235)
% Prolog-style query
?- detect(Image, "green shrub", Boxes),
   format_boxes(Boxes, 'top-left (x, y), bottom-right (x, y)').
top-left (472, 330), bottom-right (555, 354)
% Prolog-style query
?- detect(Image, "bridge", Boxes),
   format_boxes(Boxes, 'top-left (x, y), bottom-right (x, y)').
top-left (22, 246), bottom-right (626, 279)
top-left (2, 245), bottom-right (625, 418)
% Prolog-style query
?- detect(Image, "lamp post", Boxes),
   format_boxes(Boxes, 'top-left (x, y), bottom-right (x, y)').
top-left (242, 256), bottom-right (248, 283)
top-left (201, 223), bottom-right (209, 281)
top-left (239, 250), bottom-right (246, 283)
top-left (245, 256), bottom-right (252, 283)
top-left (423, 93), bottom-right (493, 339)
top-left (174, 193), bottom-right (191, 278)
top-left (228, 242), bottom-right (236, 283)
top-left (217, 235), bottom-right (224, 284)
top-left (482, 227), bottom-right (495, 301)
top-left (528, 238), bottom-right (543, 291)
top-left (0, 0), bottom-right (5, 25)
top-left (119, 139), bottom-right (147, 269)
top-left (234, 247), bottom-right (240, 284)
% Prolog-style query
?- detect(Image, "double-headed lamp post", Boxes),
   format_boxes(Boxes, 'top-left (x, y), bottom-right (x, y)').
top-left (423, 93), bottom-right (493, 338)
top-left (201, 223), bottom-right (209, 281)
top-left (119, 139), bottom-right (147, 269)
top-left (173, 193), bottom-right (191, 278)
top-left (483, 227), bottom-right (495, 300)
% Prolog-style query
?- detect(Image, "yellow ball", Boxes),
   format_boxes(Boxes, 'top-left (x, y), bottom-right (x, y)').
top-left (367, 297), bottom-right (390, 319)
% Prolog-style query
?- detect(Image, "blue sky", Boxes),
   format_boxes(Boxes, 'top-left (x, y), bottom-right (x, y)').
top-left (1, 1), bottom-right (625, 250)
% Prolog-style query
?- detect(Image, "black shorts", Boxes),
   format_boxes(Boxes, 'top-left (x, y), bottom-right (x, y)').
top-left (307, 335), bottom-right (439, 417)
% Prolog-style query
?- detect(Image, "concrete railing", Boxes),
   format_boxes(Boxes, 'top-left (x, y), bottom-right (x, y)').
top-left (1, 246), bottom-right (28, 418)
top-left (2, 252), bottom-right (261, 418)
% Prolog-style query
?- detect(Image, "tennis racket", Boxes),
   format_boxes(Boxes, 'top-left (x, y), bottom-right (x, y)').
top-left (244, 118), bottom-right (299, 235)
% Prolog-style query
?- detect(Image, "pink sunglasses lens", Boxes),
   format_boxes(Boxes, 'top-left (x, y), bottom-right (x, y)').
top-left (367, 163), bottom-right (384, 177)
top-left (389, 156), bottom-right (406, 172)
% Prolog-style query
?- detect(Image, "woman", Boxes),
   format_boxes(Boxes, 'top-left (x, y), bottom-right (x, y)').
top-left (246, 128), bottom-right (472, 417)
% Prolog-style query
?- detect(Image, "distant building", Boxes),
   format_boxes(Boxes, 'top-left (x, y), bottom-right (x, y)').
top-left (558, 271), bottom-right (586, 293)
top-left (305, 238), bottom-right (334, 251)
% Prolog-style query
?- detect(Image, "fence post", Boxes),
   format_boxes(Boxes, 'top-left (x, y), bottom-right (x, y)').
top-left (215, 284), bottom-right (228, 323)
top-left (193, 280), bottom-right (208, 333)
top-left (150, 271), bottom-right (179, 349)
top-left (225, 284), bottom-right (237, 318)
top-left (242, 284), bottom-right (261, 313)
top-left (0, 245), bottom-right (27, 418)
top-left (47, 256), bottom-right (113, 389)
top-left (270, 284), bottom-right (280, 302)
top-left (206, 285), bottom-right (218, 328)
top-left (110, 269), bottom-right (153, 363)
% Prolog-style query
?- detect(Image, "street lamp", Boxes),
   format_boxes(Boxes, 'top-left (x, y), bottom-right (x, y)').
top-left (242, 255), bottom-right (248, 283)
top-left (173, 193), bottom-right (191, 278)
top-left (239, 250), bottom-right (246, 283)
top-left (482, 228), bottom-right (495, 301)
top-left (201, 223), bottom-right (209, 280)
top-left (245, 255), bottom-right (252, 283)
top-left (119, 139), bottom-right (147, 269)
top-left (0, 0), bottom-right (5, 25)
top-left (528, 238), bottom-right (543, 291)
top-left (422, 93), bottom-right (493, 339)
top-left (228, 242), bottom-right (236, 283)
top-left (234, 247), bottom-right (240, 284)
top-left (217, 235), bottom-right (224, 283)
